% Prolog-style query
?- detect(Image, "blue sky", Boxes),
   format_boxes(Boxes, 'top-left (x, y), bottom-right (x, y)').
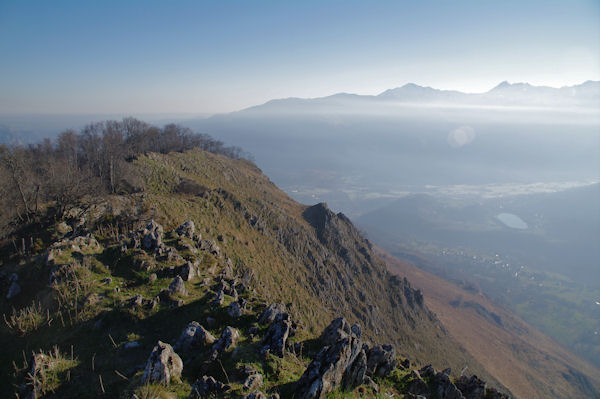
top-left (1, 0), bottom-right (598, 114)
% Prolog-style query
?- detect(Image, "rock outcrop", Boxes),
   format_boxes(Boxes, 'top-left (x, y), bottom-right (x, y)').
top-left (261, 312), bottom-right (293, 357)
top-left (258, 303), bottom-right (287, 325)
top-left (366, 344), bottom-right (396, 378)
top-left (176, 220), bottom-right (196, 239)
top-left (295, 317), bottom-right (391, 399)
top-left (455, 375), bottom-right (510, 399)
top-left (189, 375), bottom-right (230, 398)
top-left (210, 326), bottom-right (240, 360)
top-left (141, 341), bottom-right (183, 385)
top-left (142, 220), bottom-right (164, 250)
top-left (168, 276), bottom-right (187, 296)
top-left (174, 322), bottom-right (216, 351)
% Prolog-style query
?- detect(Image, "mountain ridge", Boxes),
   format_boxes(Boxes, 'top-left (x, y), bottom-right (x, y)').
top-left (0, 145), bottom-right (506, 398)
top-left (220, 81), bottom-right (599, 116)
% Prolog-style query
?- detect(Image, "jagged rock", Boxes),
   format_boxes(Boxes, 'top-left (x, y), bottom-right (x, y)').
top-left (148, 273), bottom-right (157, 283)
top-left (210, 326), bottom-right (240, 360)
top-left (230, 287), bottom-right (239, 302)
top-left (180, 261), bottom-right (196, 281)
top-left (320, 317), bottom-right (352, 346)
top-left (261, 312), bottom-right (292, 357)
top-left (176, 220), bottom-right (195, 238)
top-left (189, 375), bottom-right (230, 398)
top-left (243, 373), bottom-right (263, 391)
top-left (432, 371), bottom-right (465, 399)
top-left (169, 276), bottom-right (187, 295)
top-left (212, 289), bottom-right (224, 306)
top-left (351, 323), bottom-right (362, 339)
top-left (406, 370), bottom-right (430, 396)
top-left (419, 364), bottom-right (436, 378)
top-left (6, 281), bottom-right (21, 299)
top-left (180, 241), bottom-right (198, 255)
top-left (201, 239), bottom-right (221, 257)
top-left (174, 322), bottom-right (216, 351)
top-left (141, 341), bottom-right (183, 385)
top-left (295, 319), bottom-right (365, 399)
top-left (484, 387), bottom-right (510, 399)
top-left (341, 348), bottom-right (367, 391)
top-left (247, 326), bottom-right (259, 337)
top-left (366, 344), bottom-right (396, 378)
top-left (455, 375), bottom-right (486, 399)
top-left (239, 268), bottom-right (254, 292)
top-left (223, 259), bottom-right (234, 279)
top-left (455, 375), bottom-right (509, 399)
top-left (258, 303), bottom-right (286, 325)
top-left (401, 358), bottom-right (411, 369)
top-left (227, 301), bottom-right (243, 318)
top-left (142, 220), bottom-right (163, 250)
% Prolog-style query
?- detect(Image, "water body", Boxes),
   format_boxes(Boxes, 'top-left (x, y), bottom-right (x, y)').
top-left (497, 213), bottom-right (528, 229)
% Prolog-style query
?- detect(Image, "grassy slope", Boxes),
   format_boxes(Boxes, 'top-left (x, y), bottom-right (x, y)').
top-left (134, 150), bottom-right (496, 378)
top-left (377, 248), bottom-right (600, 399)
top-left (1, 149), bottom-right (499, 397)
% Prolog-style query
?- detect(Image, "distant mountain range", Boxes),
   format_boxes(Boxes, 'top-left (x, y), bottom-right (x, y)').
top-left (231, 81), bottom-right (600, 116)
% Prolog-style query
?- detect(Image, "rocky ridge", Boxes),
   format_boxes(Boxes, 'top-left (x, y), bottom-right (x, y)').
top-left (1, 149), bottom-right (508, 397)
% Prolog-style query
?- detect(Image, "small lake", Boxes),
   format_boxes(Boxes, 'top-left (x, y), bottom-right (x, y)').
top-left (496, 213), bottom-right (528, 229)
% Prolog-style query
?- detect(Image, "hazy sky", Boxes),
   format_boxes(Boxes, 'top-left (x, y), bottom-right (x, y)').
top-left (1, 0), bottom-right (599, 114)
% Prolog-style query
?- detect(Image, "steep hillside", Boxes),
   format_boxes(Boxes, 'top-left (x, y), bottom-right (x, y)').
top-left (0, 149), bottom-right (503, 398)
top-left (378, 249), bottom-right (600, 399)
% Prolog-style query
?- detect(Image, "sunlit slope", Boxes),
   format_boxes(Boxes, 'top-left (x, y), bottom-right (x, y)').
top-left (378, 248), bottom-right (600, 399)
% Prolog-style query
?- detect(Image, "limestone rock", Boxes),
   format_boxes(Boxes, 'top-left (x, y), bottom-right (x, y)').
top-left (366, 344), bottom-right (396, 378)
top-left (174, 322), bottom-right (216, 351)
top-left (295, 319), bottom-right (365, 399)
top-left (176, 220), bottom-right (195, 238)
top-left (419, 364), bottom-right (436, 379)
top-left (320, 317), bottom-right (352, 346)
top-left (261, 312), bottom-right (292, 357)
top-left (168, 276), bottom-right (187, 296)
top-left (432, 371), bottom-right (465, 399)
top-left (212, 289), bottom-right (224, 306)
top-left (227, 301), bottom-right (243, 318)
top-left (243, 372), bottom-right (263, 391)
top-left (223, 259), bottom-right (234, 279)
top-left (210, 326), bottom-right (240, 360)
top-left (180, 261), bottom-right (196, 281)
top-left (142, 220), bottom-right (163, 250)
top-left (189, 375), bottom-right (230, 398)
top-left (201, 239), bottom-right (221, 257)
top-left (141, 341), bottom-right (183, 385)
top-left (455, 375), bottom-right (486, 399)
top-left (258, 303), bottom-right (286, 325)
top-left (406, 370), bottom-right (430, 396)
